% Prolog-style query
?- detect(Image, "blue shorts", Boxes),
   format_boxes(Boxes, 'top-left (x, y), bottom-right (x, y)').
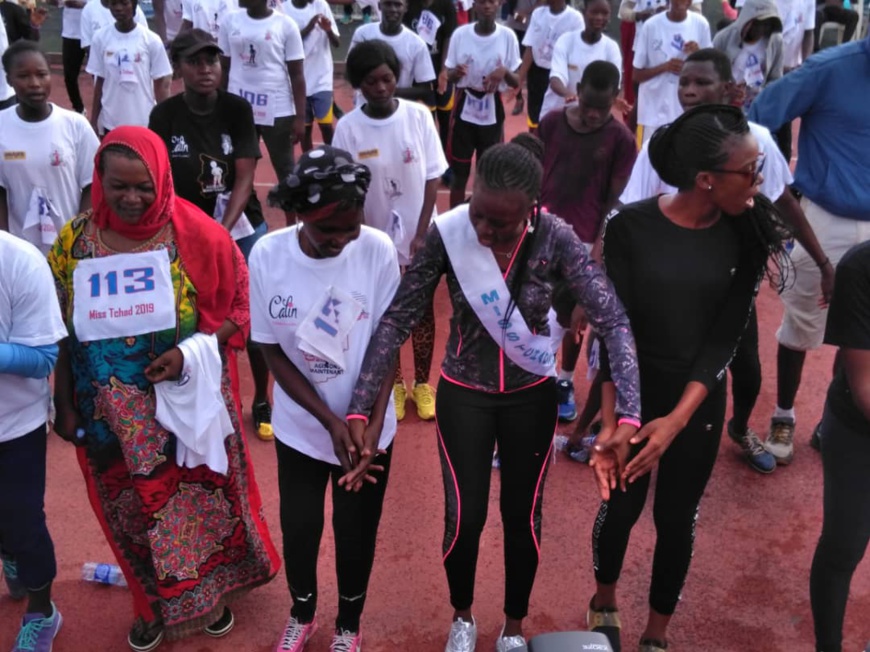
top-left (305, 91), bottom-right (335, 125)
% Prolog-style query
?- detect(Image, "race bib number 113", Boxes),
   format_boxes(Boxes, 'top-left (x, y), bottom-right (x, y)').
top-left (72, 249), bottom-right (177, 342)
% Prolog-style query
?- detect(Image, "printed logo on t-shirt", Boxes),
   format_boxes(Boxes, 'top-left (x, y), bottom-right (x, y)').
top-left (401, 146), bottom-right (418, 164)
top-left (358, 148), bottom-right (379, 159)
top-left (242, 43), bottom-right (259, 67)
top-left (114, 49), bottom-right (142, 65)
top-left (198, 155), bottom-right (229, 195)
top-left (303, 351), bottom-right (345, 382)
top-left (49, 145), bottom-right (66, 167)
top-left (3, 151), bottom-right (25, 161)
top-left (269, 294), bottom-right (299, 322)
top-left (670, 34), bottom-right (685, 54)
top-left (264, 31), bottom-right (273, 41)
top-left (383, 177), bottom-right (403, 199)
top-left (220, 134), bottom-right (234, 156)
top-left (171, 135), bottom-right (190, 157)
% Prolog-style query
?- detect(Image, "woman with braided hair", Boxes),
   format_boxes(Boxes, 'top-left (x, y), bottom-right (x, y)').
top-left (587, 104), bottom-right (790, 652)
top-left (249, 145), bottom-right (401, 652)
top-left (347, 141), bottom-right (641, 652)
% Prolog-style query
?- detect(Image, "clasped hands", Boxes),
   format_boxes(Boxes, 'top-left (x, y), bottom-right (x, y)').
top-left (330, 416), bottom-right (387, 493)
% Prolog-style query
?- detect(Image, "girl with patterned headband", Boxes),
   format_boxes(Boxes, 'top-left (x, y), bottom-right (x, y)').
top-left (253, 145), bottom-right (401, 652)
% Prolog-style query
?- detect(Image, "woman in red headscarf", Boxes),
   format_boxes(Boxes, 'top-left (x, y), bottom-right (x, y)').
top-left (47, 126), bottom-right (280, 652)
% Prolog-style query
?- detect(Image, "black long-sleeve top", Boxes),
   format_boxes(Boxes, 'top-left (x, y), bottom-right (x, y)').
top-left (602, 197), bottom-right (761, 390)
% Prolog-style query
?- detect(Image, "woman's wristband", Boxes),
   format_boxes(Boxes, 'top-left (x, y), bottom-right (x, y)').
top-left (346, 414), bottom-right (369, 425)
top-left (617, 416), bottom-right (642, 429)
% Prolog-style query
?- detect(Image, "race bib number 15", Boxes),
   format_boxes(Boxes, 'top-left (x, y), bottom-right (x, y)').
top-left (72, 249), bottom-right (177, 342)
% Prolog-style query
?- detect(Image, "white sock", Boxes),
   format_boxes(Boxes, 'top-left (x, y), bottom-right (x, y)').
top-left (558, 368), bottom-right (574, 382)
top-left (773, 406), bottom-right (796, 421)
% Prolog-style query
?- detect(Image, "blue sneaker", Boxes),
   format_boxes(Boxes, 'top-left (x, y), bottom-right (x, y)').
top-left (2, 556), bottom-right (27, 600)
top-left (556, 380), bottom-right (578, 422)
top-left (727, 420), bottom-right (776, 474)
top-left (12, 603), bottom-right (63, 652)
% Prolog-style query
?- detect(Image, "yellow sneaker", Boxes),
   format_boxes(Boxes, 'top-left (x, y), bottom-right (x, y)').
top-left (411, 382), bottom-right (436, 421)
top-left (253, 401), bottom-right (274, 442)
top-left (393, 383), bottom-right (407, 421)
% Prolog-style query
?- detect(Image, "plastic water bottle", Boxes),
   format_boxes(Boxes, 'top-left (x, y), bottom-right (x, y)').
top-left (81, 563), bottom-right (127, 587)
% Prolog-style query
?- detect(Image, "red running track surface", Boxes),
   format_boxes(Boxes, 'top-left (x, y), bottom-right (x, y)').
top-left (2, 71), bottom-right (867, 652)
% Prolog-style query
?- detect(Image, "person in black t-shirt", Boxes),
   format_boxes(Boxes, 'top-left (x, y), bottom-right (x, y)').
top-left (149, 29), bottom-right (275, 442)
top-left (588, 105), bottom-right (790, 652)
top-left (810, 240), bottom-right (870, 652)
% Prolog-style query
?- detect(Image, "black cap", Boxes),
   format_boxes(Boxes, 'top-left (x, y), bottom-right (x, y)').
top-left (170, 29), bottom-right (224, 61)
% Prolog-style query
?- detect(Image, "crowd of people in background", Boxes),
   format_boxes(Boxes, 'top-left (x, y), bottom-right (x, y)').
top-left (0, 0), bottom-right (868, 651)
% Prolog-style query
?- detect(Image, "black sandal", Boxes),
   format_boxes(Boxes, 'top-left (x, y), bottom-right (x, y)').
top-left (586, 597), bottom-right (621, 652)
top-left (204, 606), bottom-right (235, 638)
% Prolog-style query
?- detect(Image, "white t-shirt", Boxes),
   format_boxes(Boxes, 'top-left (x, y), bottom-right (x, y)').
top-left (161, 0), bottom-right (185, 40)
top-left (629, 0), bottom-right (703, 51)
top-left (541, 31), bottom-right (622, 118)
top-left (522, 5), bottom-right (585, 69)
top-left (0, 232), bottom-right (68, 443)
top-left (633, 11), bottom-right (711, 130)
top-left (218, 9), bottom-right (305, 122)
top-left (79, 0), bottom-right (148, 47)
top-left (249, 225), bottom-right (400, 465)
top-left (620, 120), bottom-right (793, 204)
top-left (182, 0), bottom-right (223, 37)
top-left (778, 0), bottom-right (816, 68)
top-left (61, 0), bottom-right (90, 40)
top-left (225, 0), bottom-right (285, 12)
top-left (282, 0), bottom-right (339, 95)
top-left (349, 24), bottom-right (436, 90)
top-left (445, 23), bottom-right (522, 93)
top-left (733, 38), bottom-right (767, 111)
top-left (86, 24), bottom-right (173, 130)
top-left (0, 19), bottom-right (11, 102)
top-left (0, 105), bottom-right (100, 253)
top-left (332, 100), bottom-right (448, 265)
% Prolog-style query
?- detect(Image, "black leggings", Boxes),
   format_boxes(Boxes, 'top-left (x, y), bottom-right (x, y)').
top-left (810, 405), bottom-right (870, 652)
top-left (275, 440), bottom-right (393, 632)
top-left (257, 115), bottom-right (297, 183)
top-left (62, 37), bottom-right (87, 114)
top-left (435, 377), bottom-right (558, 620)
top-left (592, 374), bottom-right (726, 615)
top-left (526, 62), bottom-right (550, 127)
top-left (729, 305), bottom-right (761, 432)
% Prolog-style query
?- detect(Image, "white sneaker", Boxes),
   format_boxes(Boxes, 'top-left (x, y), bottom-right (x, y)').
top-left (445, 618), bottom-right (477, 652)
top-left (495, 626), bottom-right (526, 652)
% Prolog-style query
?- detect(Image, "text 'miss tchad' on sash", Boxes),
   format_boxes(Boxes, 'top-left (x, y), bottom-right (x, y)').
top-left (434, 205), bottom-right (557, 377)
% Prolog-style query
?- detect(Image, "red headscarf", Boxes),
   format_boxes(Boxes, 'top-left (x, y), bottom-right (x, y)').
top-left (91, 127), bottom-right (249, 346)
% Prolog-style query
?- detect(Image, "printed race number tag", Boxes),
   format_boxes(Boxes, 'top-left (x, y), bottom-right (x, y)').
top-left (295, 285), bottom-right (364, 371)
top-left (72, 250), bottom-right (176, 342)
top-left (416, 10), bottom-right (441, 46)
top-left (460, 92), bottom-right (497, 126)
top-left (239, 87), bottom-right (275, 126)
top-left (23, 188), bottom-right (63, 246)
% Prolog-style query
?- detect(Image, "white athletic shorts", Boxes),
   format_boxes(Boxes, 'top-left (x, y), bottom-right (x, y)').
top-left (777, 198), bottom-right (870, 351)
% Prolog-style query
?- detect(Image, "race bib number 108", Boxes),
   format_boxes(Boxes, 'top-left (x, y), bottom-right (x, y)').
top-left (72, 249), bottom-right (177, 342)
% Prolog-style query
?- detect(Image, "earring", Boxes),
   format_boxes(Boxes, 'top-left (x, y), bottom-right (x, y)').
top-left (707, 185), bottom-right (713, 191)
